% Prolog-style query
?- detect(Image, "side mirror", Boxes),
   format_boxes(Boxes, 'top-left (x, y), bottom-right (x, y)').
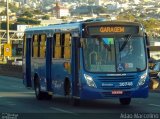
top-left (145, 33), bottom-right (150, 59)
top-left (149, 78), bottom-right (159, 90)
top-left (147, 47), bottom-right (150, 59)
top-left (149, 66), bottom-right (153, 70)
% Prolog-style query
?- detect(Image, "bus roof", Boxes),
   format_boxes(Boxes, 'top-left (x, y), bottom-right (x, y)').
top-left (24, 20), bottom-right (143, 35)
top-left (83, 20), bottom-right (143, 27)
top-left (25, 22), bottom-right (82, 34)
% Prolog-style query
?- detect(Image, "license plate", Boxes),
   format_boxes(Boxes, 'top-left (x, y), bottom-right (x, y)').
top-left (112, 90), bottom-right (123, 95)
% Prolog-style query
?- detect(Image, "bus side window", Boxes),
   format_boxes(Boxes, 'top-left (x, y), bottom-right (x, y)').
top-left (33, 35), bottom-right (38, 58)
top-left (61, 34), bottom-right (65, 58)
top-left (64, 33), bottom-right (71, 59)
top-left (54, 34), bottom-right (61, 58)
top-left (40, 34), bottom-right (46, 58)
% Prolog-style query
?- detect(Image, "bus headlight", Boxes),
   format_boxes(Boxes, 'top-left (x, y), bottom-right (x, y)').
top-left (84, 74), bottom-right (97, 88)
top-left (138, 72), bottom-right (147, 86)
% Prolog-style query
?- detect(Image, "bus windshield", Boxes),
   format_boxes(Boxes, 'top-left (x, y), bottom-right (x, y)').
top-left (82, 36), bottom-right (146, 72)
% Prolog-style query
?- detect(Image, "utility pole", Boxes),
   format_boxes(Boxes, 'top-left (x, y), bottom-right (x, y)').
top-left (0, 19), bottom-right (1, 57)
top-left (4, 0), bottom-right (11, 62)
top-left (6, 0), bottom-right (10, 44)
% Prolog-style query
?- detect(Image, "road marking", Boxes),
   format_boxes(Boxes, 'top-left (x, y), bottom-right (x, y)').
top-left (50, 107), bottom-right (76, 115)
top-left (149, 104), bottom-right (160, 107)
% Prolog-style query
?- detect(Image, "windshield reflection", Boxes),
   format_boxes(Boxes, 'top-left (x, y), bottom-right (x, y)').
top-left (82, 36), bottom-right (146, 72)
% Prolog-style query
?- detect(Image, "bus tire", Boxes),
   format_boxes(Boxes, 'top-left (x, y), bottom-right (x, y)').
top-left (64, 79), bottom-right (80, 106)
top-left (119, 98), bottom-right (131, 105)
top-left (64, 78), bottom-right (71, 96)
top-left (34, 80), bottom-right (44, 100)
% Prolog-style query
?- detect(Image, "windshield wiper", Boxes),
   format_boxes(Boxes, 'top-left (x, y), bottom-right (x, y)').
top-left (136, 67), bottom-right (141, 72)
top-left (119, 35), bottom-right (132, 52)
top-left (104, 43), bottom-right (111, 51)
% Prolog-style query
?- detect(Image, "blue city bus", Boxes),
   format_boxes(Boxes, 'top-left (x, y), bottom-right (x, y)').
top-left (23, 20), bottom-right (150, 105)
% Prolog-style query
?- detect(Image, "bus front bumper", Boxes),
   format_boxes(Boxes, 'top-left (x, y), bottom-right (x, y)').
top-left (80, 85), bottom-right (149, 100)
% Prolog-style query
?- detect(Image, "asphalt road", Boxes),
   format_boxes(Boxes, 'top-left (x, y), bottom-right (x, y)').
top-left (0, 76), bottom-right (159, 119)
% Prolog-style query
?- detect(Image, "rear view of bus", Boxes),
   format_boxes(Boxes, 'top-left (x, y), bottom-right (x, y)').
top-left (80, 21), bottom-right (149, 105)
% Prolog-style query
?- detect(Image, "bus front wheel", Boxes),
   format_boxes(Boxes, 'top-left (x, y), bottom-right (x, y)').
top-left (119, 98), bottom-right (131, 105)
top-left (64, 80), bottom-right (80, 106)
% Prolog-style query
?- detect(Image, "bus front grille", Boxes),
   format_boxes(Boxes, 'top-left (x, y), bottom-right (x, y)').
top-left (97, 75), bottom-right (137, 81)
top-left (97, 75), bottom-right (136, 90)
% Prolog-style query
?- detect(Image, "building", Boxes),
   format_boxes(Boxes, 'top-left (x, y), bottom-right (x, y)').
top-left (0, 0), bottom-right (13, 2)
top-left (53, 2), bottom-right (70, 18)
top-left (0, 16), bottom-right (6, 21)
top-left (95, 0), bottom-right (104, 6)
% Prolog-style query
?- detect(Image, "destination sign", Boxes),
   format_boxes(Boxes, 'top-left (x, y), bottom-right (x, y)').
top-left (87, 25), bottom-right (139, 35)
top-left (100, 27), bottom-right (125, 33)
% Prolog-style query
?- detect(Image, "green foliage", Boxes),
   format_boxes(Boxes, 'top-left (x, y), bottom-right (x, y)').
top-left (0, 1), bottom-right (5, 6)
top-left (61, 16), bottom-right (67, 19)
top-left (94, 7), bottom-right (106, 14)
top-left (117, 13), bottom-right (135, 21)
top-left (20, 11), bottom-right (33, 18)
top-left (42, 15), bottom-right (50, 20)
top-left (138, 18), bottom-right (160, 31)
top-left (0, 10), bottom-right (6, 15)
top-left (117, 12), bottom-right (160, 37)
top-left (139, 13), bottom-right (147, 18)
top-left (17, 17), bottom-right (41, 25)
top-left (9, 3), bottom-right (19, 13)
top-left (33, 10), bottom-right (43, 15)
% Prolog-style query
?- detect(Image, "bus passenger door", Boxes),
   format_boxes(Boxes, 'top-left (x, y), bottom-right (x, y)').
top-left (71, 37), bottom-right (80, 97)
top-left (24, 37), bottom-right (32, 87)
top-left (45, 36), bottom-right (52, 92)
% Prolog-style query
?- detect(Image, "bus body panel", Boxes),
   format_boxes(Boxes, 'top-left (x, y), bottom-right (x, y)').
top-left (79, 73), bottom-right (149, 100)
top-left (78, 47), bottom-right (149, 100)
top-left (31, 58), bottom-right (46, 90)
top-left (23, 20), bottom-right (149, 102)
top-left (51, 59), bottom-right (70, 95)
top-left (80, 85), bottom-right (148, 100)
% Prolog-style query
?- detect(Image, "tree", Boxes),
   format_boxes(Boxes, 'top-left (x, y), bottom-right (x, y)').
top-left (20, 11), bottom-right (33, 18)
top-left (0, 10), bottom-right (6, 15)
top-left (33, 10), bottom-right (42, 15)
top-left (139, 13), bottom-right (147, 18)
top-left (42, 15), bottom-right (50, 20)
top-left (117, 13), bottom-right (135, 21)
top-left (9, 3), bottom-right (19, 13)
top-left (17, 17), bottom-right (40, 25)
top-left (94, 7), bottom-right (106, 14)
